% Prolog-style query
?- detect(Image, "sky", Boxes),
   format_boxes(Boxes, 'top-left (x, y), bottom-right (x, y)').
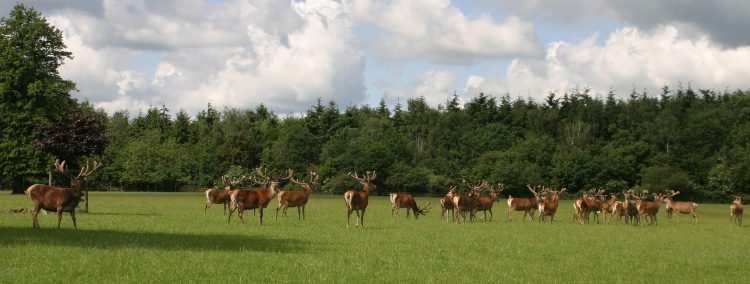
top-left (4, 0), bottom-right (750, 116)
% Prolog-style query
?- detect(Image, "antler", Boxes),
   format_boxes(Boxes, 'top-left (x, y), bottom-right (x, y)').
top-left (78, 160), bottom-right (103, 178)
top-left (273, 169), bottom-right (294, 181)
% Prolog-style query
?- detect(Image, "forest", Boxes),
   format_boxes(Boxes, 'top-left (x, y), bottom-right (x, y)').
top-left (67, 87), bottom-right (750, 201)
top-left (2, 4), bottom-right (748, 201)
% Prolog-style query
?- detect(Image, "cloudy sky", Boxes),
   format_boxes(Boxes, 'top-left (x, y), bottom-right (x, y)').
top-left (4, 0), bottom-right (750, 115)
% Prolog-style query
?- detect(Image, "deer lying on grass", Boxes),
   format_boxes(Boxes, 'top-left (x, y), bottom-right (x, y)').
top-left (505, 185), bottom-right (537, 221)
top-left (25, 160), bottom-right (103, 229)
top-left (451, 180), bottom-right (484, 223)
top-left (663, 189), bottom-right (698, 223)
top-left (228, 167), bottom-right (292, 225)
top-left (344, 171), bottom-right (376, 228)
top-left (204, 175), bottom-right (248, 215)
top-left (535, 187), bottom-right (565, 222)
top-left (440, 187), bottom-right (457, 222)
top-left (730, 195), bottom-right (743, 226)
top-left (390, 193), bottom-right (431, 220)
top-left (276, 172), bottom-right (319, 220)
top-left (475, 183), bottom-right (504, 221)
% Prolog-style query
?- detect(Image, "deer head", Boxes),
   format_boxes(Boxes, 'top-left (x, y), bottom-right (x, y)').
top-left (222, 175), bottom-right (249, 190)
top-left (54, 159), bottom-right (103, 189)
top-left (290, 171), bottom-right (320, 191)
top-left (348, 171), bottom-right (376, 192)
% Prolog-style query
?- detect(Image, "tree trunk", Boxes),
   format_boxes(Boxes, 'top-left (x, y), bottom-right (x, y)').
top-left (10, 176), bottom-right (25, 194)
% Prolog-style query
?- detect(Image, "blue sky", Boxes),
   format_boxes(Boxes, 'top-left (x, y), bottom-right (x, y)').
top-left (4, 0), bottom-right (749, 116)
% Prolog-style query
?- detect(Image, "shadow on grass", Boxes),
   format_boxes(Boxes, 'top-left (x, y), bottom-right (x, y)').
top-left (86, 212), bottom-right (159, 216)
top-left (0, 227), bottom-right (309, 253)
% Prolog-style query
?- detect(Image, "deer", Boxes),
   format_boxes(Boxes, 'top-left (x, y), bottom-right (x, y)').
top-left (730, 195), bottom-right (743, 226)
top-left (25, 159), bottom-right (103, 229)
top-left (276, 171), bottom-right (319, 220)
top-left (451, 180), bottom-right (484, 223)
top-left (344, 171), bottom-right (376, 228)
top-left (536, 187), bottom-right (566, 222)
top-left (599, 192), bottom-right (619, 224)
top-left (475, 183), bottom-right (504, 221)
top-left (204, 175), bottom-right (248, 215)
top-left (506, 185), bottom-right (538, 221)
top-left (610, 194), bottom-right (625, 223)
top-left (390, 193), bottom-right (431, 220)
top-left (634, 190), bottom-right (666, 226)
top-left (440, 186), bottom-right (457, 222)
top-left (663, 189), bottom-right (698, 223)
top-left (227, 167), bottom-right (293, 225)
top-left (389, 192), bottom-right (409, 216)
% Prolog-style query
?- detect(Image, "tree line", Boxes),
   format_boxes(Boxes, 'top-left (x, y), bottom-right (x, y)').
top-left (2, 4), bottom-right (748, 201)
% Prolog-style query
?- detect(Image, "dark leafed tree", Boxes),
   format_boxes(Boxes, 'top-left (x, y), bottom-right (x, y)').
top-left (0, 4), bottom-right (77, 194)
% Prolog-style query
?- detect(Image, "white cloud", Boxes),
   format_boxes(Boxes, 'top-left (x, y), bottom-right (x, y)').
top-left (42, 0), bottom-right (365, 115)
top-left (466, 25), bottom-right (750, 100)
top-left (350, 0), bottom-right (539, 64)
top-left (385, 70), bottom-right (456, 107)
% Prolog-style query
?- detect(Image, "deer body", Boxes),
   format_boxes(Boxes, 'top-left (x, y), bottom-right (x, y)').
top-left (636, 193), bottom-right (666, 225)
top-left (26, 160), bottom-right (102, 229)
top-left (390, 193), bottom-right (431, 219)
top-left (476, 184), bottom-right (503, 221)
top-left (537, 188), bottom-right (565, 222)
top-left (276, 172), bottom-right (318, 220)
top-left (345, 171), bottom-right (376, 228)
top-left (204, 188), bottom-right (233, 215)
top-left (730, 196), bottom-right (743, 226)
top-left (228, 168), bottom-right (292, 225)
top-left (663, 190), bottom-right (697, 223)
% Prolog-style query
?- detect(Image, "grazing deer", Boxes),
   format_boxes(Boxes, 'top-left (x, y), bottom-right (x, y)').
top-left (25, 160), bottom-right (103, 229)
top-left (390, 193), bottom-right (431, 220)
top-left (730, 195), bottom-right (743, 226)
top-left (663, 189), bottom-right (698, 223)
top-left (344, 171), bottom-right (376, 228)
top-left (476, 183), bottom-right (504, 221)
top-left (536, 187), bottom-right (565, 222)
top-left (634, 191), bottom-right (666, 225)
top-left (440, 187), bottom-right (457, 222)
top-left (506, 185), bottom-right (538, 221)
top-left (389, 192), bottom-right (408, 216)
top-left (451, 180), bottom-right (484, 223)
top-left (227, 167), bottom-right (293, 225)
top-left (204, 175), bottom-right (248, 215)
top-left (276, 172), bottom-right (319, 220)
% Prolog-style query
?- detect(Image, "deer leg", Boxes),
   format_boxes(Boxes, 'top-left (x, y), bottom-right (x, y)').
top-left (70, 211), bottom-right (78, 229)
top-left (223, 203), bottom-right (227, 215)
top-left (257, 207), bottom-right (264, 225)
top-left (204, 202), bottom-right (211, 215)
top-left (489, 209), bottom-right (493, 222)
top-left (56, 208), bottom-right (63, 229)
top-left (227, 206), bottom-right (236, 224)
top-left (238, 208), bottom-right (247, 224)
top-left (360, 208), bottom-right (366, 228)
top-left (275, 203), bottom-right (282, 221)
top-left (346, 208), bottom-right (352, 228)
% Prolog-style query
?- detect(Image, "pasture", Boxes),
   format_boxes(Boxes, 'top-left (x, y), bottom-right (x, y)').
top-left (0, 192), bottom-right (748, 283)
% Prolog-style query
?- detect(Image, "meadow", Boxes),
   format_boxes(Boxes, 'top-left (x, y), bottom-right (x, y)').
top-left (0, 192), bottom-right (748, 283)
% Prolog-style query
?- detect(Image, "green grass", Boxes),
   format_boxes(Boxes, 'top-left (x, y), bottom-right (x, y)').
top-left (1, 192), bottom-right (748, 283)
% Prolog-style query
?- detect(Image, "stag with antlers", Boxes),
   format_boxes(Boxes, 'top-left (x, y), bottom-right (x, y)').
top-left (344, 171), bottom-right (376, 228)
top-left (475, 183), bottom-right (504, 221)
top-left (204, 175), bottom-right (248, 215)
top-left (276, 172), bottom-right (319, 220)
top-left (227, 167), bottom-right (293, 225)
top-left (663, 189), bottom-right (698, 223)
top-left (25, 160), bottom-right (103, 229)
top-left (450, 180), bottom-right (484, 223)
top-left (506, 185), bottom-right (538, 221)
top-left (633, 190), bottom-right (666, 225)
top-left (390, 192), bottom-right (431, 220)
top-left (535, 187), bottom-right (565, 222)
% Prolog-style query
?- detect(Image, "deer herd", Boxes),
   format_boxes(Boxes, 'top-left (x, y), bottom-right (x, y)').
top-left (20, 161), bottom-right (746, 229)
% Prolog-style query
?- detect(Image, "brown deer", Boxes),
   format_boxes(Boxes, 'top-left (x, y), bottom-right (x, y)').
top-left (663, 189), bottom-right (698, 223)
top-left (344, 171), bottom-right (376, 228)
top-left (730, 195), bottom-right (743, 226)
top-left (634, 190), bottom-right (666, 225)
top-left (276, 172), bottom-right (319, 220)
top-left (536, 187), bottom-right (565, 222)
top-left (610, 197), bottom-right (625, 223)
top-left (599, 192), bottom-right (619, 224)
top-left (390, 193), bottom-right (431, 220)
top-left (440, 186), bottom-right (457, 222)
top-left (451, 180), bottom-right (484, 223)
top-left (227, 167), bottom-right (293, 225)
top-left (204, 175), bottom-right (248, 215)
top-left (476, 183), bottom-right (504, 221)
top-left (389, 192), bottom-right (408, 216)
top-left (506, 185), bottom-right (538, 221)
top-left (25, 160), bottom-right (103, 229)
top-left (622, 190), bottom-right (639, 225)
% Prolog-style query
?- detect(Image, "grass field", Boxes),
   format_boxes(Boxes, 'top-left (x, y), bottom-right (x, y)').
top-left (0, 192), bottom-right (748, 283)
